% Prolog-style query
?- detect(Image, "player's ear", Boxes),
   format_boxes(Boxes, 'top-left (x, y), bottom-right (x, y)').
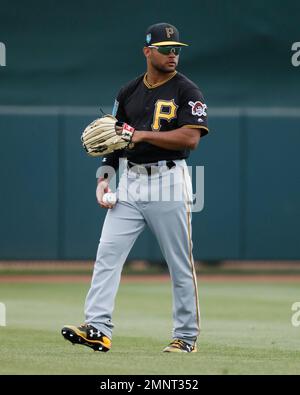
top-left (143, 47), bottom-right (151, 58)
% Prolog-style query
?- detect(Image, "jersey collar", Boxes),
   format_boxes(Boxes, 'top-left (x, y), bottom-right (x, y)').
top-left (143, 71), bottom-right (177, 89)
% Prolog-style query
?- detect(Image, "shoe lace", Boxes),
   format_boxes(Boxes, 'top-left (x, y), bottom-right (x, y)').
top-left (170, 339), bottom-right (186, 348)
top-left (79, 323), bottom-right (89, 329)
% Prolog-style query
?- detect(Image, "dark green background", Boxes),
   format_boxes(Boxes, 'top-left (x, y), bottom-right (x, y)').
top-left (0, 0), bottom-right (299, 260)
top-left (0, 0), bottom-right (299, 106)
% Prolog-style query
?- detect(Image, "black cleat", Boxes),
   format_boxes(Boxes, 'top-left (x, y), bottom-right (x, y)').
top-left (163, 339), bottom-right (197, 353)
top-left (61, 324), bottom-right (111, 352)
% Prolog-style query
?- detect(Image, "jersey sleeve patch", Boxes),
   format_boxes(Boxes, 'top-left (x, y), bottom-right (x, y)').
top-left (188, 101), bottom-right (207, 120)
top-left (177, 84), bottom-right (208, 133)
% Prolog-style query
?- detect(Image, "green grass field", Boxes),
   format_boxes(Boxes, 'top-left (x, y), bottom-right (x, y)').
top-left (0, 279), bottom-right (299, 375)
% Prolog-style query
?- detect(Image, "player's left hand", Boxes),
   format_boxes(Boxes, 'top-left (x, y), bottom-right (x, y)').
top-left (115, 123), bottom-right (135, 142)
top-left (116, 126), bottom-right (142, 144)
top-left (81, 115), bottom-right (135, 157)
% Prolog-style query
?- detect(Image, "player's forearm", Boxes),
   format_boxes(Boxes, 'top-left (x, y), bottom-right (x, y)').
top-left (97, 150), bottom-right (123, 182)
top-left (133, 127), bottom-right (201, 150)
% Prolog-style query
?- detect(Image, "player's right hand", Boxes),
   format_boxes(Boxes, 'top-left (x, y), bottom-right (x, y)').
top-left (96, 179), bottom-right (115, 209)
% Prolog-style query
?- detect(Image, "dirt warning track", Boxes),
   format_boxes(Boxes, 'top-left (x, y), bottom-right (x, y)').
top-left (1, 274), bottom-right (300, 283)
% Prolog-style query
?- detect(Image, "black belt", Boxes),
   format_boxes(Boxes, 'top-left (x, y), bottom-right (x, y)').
top-left (127, 160), bottom-right (176, 176)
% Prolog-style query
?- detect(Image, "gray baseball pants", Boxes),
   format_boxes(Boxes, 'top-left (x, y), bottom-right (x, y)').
top-left (84, 159), bottom-right (200, 346)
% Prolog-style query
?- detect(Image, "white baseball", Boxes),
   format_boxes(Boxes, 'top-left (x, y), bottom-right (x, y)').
top-left (102, 192), bottom-right (117, 205)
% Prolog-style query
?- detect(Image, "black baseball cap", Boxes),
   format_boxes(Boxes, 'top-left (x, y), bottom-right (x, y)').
top-left (145, 23), bottom-right (188, 47)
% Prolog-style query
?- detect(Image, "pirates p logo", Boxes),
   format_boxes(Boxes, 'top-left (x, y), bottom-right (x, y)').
top-left (152, 99), bottom-right (178, 131)
top-left (165, 27), bottom-right (174, 38)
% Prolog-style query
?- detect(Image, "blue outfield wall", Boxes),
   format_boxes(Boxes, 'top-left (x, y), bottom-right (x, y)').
top-left (0, 108), bottom-right (299, 260)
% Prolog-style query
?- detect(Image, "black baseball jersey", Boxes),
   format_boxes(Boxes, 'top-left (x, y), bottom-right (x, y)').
top-left (100, 71), bottom-right (208, 173)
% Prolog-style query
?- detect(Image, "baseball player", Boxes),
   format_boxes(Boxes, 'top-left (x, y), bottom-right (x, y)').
top-left (62, 22), bottom-right (209, 353)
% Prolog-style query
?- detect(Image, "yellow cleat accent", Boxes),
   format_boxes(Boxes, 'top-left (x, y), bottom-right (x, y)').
top-left (163, 339), bottom-right (197, 353)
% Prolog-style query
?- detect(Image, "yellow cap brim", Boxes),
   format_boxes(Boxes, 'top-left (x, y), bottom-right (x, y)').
top-left (151, 41), bottom-right (188, 47)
